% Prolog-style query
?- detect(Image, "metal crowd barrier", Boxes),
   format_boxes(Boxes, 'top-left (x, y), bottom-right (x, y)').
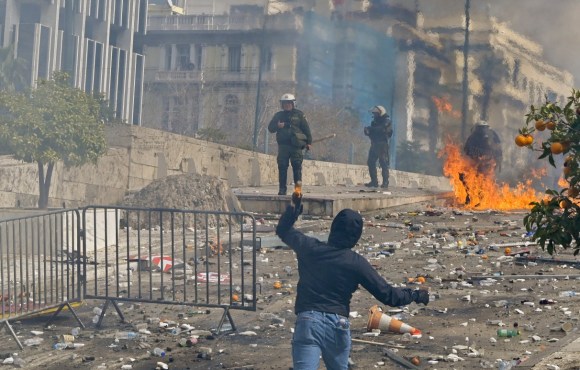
top-left (0, 209), bottom-right (84, 349)
top-left (81, 206), bottom-right (259, 334)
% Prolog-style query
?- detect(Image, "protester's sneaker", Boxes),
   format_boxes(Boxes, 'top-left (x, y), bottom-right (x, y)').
top-left (278, 190), bottom-right (287, 195)
top-left (381, 183), bottom-right (389, 189)
top-left (365, 181), bottom-right (378, 188)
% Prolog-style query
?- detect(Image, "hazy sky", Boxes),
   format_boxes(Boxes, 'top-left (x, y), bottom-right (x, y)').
top-left (489, 0), bottom-right (579, 84)
top-left (415, 0), bottom-right (578, 84)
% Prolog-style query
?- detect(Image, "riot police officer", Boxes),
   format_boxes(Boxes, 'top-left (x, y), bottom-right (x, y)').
top-left (464, 120), bottom-right (502, 174)
top-left (268, 93), bottom-right (312, 195)
top-left (364, 105), bottom-right (393, 188)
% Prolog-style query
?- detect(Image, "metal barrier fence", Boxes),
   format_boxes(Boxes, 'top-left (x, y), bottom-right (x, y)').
top-left (0, 209), bottom-right (84, 349)
top-left (82, 206), bottom-right (258, 333)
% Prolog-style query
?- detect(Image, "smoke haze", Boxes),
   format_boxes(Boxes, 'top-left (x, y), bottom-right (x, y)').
top-left (489, 0), bottom-right (579, 85)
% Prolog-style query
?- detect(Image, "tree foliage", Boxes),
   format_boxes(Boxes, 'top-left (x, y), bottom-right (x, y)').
top-left (0, 72), bottom-right (108, 208)
top-left (519, 90), bottom-right (580, 255)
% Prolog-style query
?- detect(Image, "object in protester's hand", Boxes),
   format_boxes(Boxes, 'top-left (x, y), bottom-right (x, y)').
top-left (292, 181), bottom-right (303, 218)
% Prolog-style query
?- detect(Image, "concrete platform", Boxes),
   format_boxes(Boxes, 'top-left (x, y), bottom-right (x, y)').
top-left (233, 184), bottom-right (453, 217)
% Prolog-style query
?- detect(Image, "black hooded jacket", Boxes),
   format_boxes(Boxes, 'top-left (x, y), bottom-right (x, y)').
top-left (276, 207), bottom-right (418, 317)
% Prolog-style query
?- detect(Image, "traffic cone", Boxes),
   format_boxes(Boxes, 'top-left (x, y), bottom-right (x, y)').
top-left (366, 305), bottom-right (422, 336)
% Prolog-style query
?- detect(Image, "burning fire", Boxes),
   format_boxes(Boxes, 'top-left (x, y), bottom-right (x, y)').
top-left (432, 96), bottom-right (461, 119)
top-left (558, 176), bottom-right (568, 188)
top-left (440, 141), bottom-right (540, 210)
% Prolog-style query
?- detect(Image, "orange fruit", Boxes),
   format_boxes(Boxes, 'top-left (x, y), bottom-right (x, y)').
top-left (232, 294), bottom-right (240, 302)
top-left (524, 135), bottom-right (534, 145)
top-left (563, 141), bottom-right (571, 151)
top-left (535, 119), bottom-right (546, 131)
top-left (504, 247), bottom-right (511, 255)
top-left (411, 357), bottom-right (421, 366)
top-left (546, 121), bottom-right (556, 130)
top-left (416, 276), bottom-right (426, 284)
top-left (551, 142), bottom-right (564, 154)
top-left (515, 135), bottom-right (527, 147)
top-left (273, 281), bottom-right (282, 289)
top-left (560, 199), bottom-right (572, 209)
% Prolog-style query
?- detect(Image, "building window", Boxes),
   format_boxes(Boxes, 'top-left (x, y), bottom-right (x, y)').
top-left (512, 59), bottom-right (520, 87)
top-left (224, 94), bottom-right (240, 113)
top-left (163, 96), bottom-right (188, 133)
top-left (177, 44), bottom-right (192, 70)
top-left (262, 46), bottom-right (273, 72)
top-left (165, 45), bottom-right (173, 70)
top-left (195, 45), bottom-right (203, 70)
top-left (228, 46), bottom-right (241, 72)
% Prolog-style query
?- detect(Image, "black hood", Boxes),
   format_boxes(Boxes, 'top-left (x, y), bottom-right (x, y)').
top-left (327, 209), bottom-right (363, 249)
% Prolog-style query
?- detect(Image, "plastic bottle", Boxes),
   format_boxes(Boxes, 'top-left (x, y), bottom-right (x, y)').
top-left (497, 329), bottom-right (519, 338)
top-left (169, 327), bottom-right (181, 335)
top-left (53, 342), bottom-right (70, 350)
top-left (179, 336), bottom-right (198, 347)
top-left (116, 331), bottom-right (139, 340)
top-left (152, 347), bottom-right (166, 358)
top-left (23, 337), bottom-right (44, 346)
top-left (559, 291), bottom-right (576, 298)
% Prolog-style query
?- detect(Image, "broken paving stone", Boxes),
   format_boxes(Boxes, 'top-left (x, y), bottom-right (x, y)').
top-left (238, 331), bottom-right (257, 336)
top-left (156, 362), bottom-right (169, 370)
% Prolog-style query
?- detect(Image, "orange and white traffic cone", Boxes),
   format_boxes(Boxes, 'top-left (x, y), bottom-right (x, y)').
top-left (366, 305), bottom-right (422, 336)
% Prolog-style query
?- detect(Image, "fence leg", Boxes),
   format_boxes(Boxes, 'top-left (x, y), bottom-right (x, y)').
top-left (95, 299), bottom-right (125, 328)
top-left (0, 320), bottom-right (23, 350)
top-left (214, 306), bottom-right (236, 335)
top-left (45, 301), bottom-right (85, 329)
top-left (110, 300), bottom-right (126, 323)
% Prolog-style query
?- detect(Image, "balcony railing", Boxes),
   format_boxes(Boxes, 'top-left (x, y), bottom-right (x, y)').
top-left (147, 13), bottom-right (302, 32)
top-left (155, 70), bottom-right (202, 81)
top-left (151, 68), bottom-right (294, 83)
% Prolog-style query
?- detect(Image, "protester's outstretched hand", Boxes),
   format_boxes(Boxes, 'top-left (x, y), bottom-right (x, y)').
top-left (413, 289), bottom-right (430, 306)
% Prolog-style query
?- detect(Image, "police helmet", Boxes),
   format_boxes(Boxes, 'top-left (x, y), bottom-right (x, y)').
top-left (370, 105), bottom-right (387, 117)
top-left (280, 93), bottom-right (296, 109)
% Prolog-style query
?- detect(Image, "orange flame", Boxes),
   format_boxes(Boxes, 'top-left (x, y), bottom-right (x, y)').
top-left (558, 176), bottom-right (568, 188)
top-left (440, 141), bottom-right (540, 210)
top-left (432, 96), bottom-right (461, 119)
top-left (530, 167), bottom-right (547, 179)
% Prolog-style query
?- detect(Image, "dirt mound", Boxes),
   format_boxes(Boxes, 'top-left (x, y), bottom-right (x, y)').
top-left (120, 173), bottom-right (242, 229)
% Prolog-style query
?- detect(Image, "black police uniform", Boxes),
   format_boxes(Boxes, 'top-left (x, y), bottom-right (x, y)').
top-left (464, 125), bottom-right (502, 174)
top-left (364, 114), bottom-right (393, 188)
top-left (268, 108), bottom-right (312, 195)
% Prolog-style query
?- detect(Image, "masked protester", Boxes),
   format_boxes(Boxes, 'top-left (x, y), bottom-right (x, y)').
top-left (276, 204), bottom-right (429, 370)
top-left (364, 105), bottom-right (393, 188)
top-left (268, 93), bottom-right (313, 195)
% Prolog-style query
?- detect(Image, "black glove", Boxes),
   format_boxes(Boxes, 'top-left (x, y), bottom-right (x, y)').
top-left (413, 289), bottom-right (430, 306)
top-left (276, 204), bottom-right (301, 237)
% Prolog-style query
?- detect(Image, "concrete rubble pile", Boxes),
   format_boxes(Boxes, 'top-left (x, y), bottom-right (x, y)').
top-left (121, 173), bottom-right (241, 229)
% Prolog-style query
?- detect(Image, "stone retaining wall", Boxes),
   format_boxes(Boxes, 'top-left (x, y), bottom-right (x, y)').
top-left (0, 126), bottom-right (451, 208)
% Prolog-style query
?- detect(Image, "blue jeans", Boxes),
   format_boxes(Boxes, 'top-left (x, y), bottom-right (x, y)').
top-left (292, 311), bottom-right (351, 370)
